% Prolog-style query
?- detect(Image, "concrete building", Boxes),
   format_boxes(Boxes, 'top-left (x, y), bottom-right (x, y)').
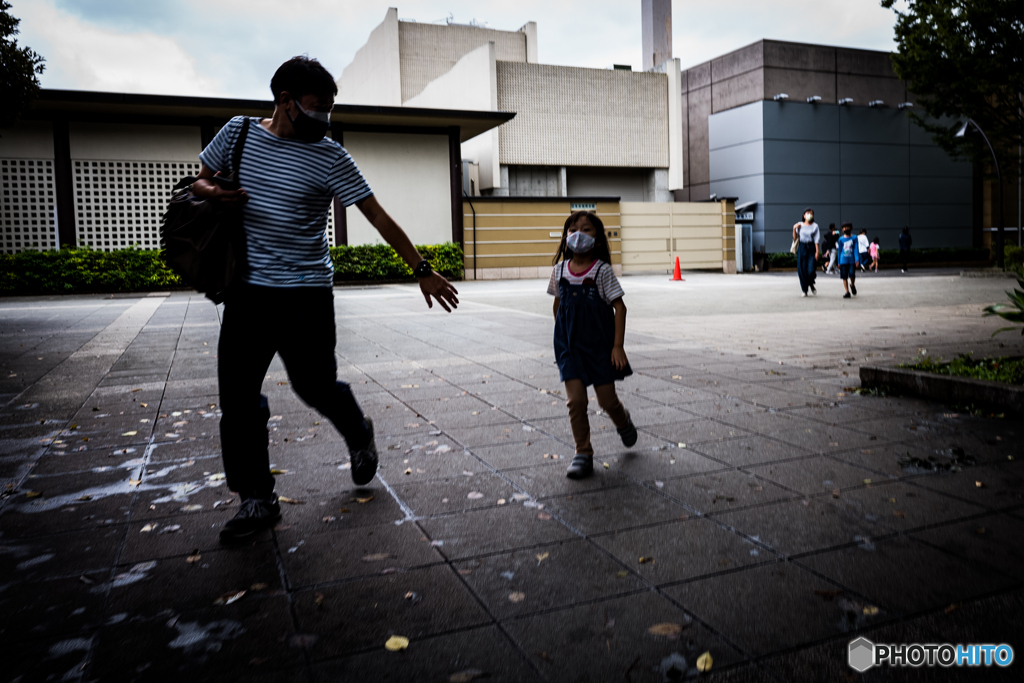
top-left (677, 40), bottom-right (973, 255)
top-left (339, 7), bottom-right (684, 202)
top-left (0, 89), bottom-right (510, 254)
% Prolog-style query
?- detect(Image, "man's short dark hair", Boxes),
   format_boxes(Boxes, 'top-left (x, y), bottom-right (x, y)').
top-left (842, 222), bottom-right (853, 229)
top-left (271, 57), bottom-right (337, 104)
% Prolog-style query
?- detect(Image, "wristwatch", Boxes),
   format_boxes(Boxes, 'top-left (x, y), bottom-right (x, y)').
top-left (413, 259), bottom-right (433, 278)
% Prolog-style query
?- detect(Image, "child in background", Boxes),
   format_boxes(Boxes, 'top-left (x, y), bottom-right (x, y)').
top-left (869, 237), bottom-right (880, 272)
top-left (548, 211), bottom-right (638, 479)
top-left (857, 229), bottom-right (870, 271)
top-left (837, 222), bottom-right (859, 298)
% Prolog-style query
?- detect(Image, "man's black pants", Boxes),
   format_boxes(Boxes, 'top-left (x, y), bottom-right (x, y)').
top-left (218, 284), bottom-right (370, 499)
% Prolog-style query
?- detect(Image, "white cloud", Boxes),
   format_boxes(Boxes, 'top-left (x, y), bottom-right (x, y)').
top-left (17, 0), bottom-right (222, 96)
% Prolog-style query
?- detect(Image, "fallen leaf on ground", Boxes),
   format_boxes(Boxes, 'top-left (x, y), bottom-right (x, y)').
top-left (648, 623), bottom-right (683, 636)
top-left (537, 512), bottom-right (552, 520)
top-left (23, 491), bottom-right (41, 498)
top-left (450, 669), bottom-right (486, 683)
top-left (356, 496), bottom-right (374, 504)
top-left (976, 481), bottom-right (985, 488)
top-left (696, 651), bottom-right (713, 672)
top-left (616, 571), bottom-right (629, 578)
top-left (638, 556), bottom-right (653, 564)
top-left (893, 510), bottom-right (906, 518)
top-left (467, 491), bottom-right (484, 500)
top-left (602, 462), bottom-right (610, 469)
top-left (250, 583), bottom-right (269, 591)
top-left (863, 605), bottom-right (879, 615)
top-left (140, 523), bottom-right (157, 533)
top-left (129, 479), bottom-right (141, 486)
top-left (279, 497), bottom-right (305, 505)
top-left (535, 552), bottom-right (549, 564)
top-left (508, 592), bottom-right (526, 603)
top-left (362, 553), bottom-right (392, 562)
top-left (270, 469), bottom-right (288, 475)
top-left (122, 431), bottom-right (137, 437)
top-left (186, 553), bottom-right (201, 564)
top-left (314, 592), bottom-right (325, 607)
top-left (76, 495), bottom-right (93, 501)
top-left (214, 590), bottom-right (246, 606)
top-left (497, 498), bottom-right (506, 505)
top-left (384, 635), bottom-right (409, 651)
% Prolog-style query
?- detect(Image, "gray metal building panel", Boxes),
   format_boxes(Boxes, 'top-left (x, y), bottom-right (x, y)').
top-left (708, 101), bottom-right (763, 149)
top-left (709, 99), bottom-right (972, 253)
top-left (710, 140), bottom-right (764, 181)
top-left (763, 102), bottom-right (837, 141)
top-left (840, 143), bottom-right (910, 177)
top-left (842, 175), bottom-right (910, 205)
top-left (763, 140), bottom-right (840, 175)
top-left (765, 174), bottom-right (841, 204)
top-left (909, 146), bottom-right (972, 178)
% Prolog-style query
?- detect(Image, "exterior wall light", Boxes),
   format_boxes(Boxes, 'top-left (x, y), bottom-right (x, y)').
top-left (898, 102), bottom-right (914, 110)
top-left (838, 98), bottom-right (854, 105)
top-left (868, 100), bottom-right (885, 107)
top-left (806, 95), bottom-right (822, 103)
top-left (773, 93), bottom-right (789, 101)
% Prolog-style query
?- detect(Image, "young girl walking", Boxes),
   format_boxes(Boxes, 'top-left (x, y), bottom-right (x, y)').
top-left (548, 211), bottom-right (638, 479)
top-left (869, 237), bottom-right (880, 272)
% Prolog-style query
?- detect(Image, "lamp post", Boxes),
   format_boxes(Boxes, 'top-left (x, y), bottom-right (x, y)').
top-left (957, 118), bottom-right (1004, 269)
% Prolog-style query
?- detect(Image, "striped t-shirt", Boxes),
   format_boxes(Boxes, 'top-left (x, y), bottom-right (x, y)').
top-left (198, 116), bottom-right (373, 288)
top-left (546, 260), bottom-right (625, 305)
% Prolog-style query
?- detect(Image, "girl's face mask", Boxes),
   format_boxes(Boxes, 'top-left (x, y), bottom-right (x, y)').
top-left (566, 230), bottom-right (596, 254)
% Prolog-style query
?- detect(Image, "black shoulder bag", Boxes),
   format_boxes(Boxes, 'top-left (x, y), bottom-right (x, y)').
top-left (161, 118), bottom-right (251, 304)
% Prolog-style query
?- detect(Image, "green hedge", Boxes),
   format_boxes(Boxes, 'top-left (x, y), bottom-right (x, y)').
top-left (0, 243), bottom-right (464, 296)
top-left (330, 243), bottom-right (464, 282)
top-left (766, 246), bottom-right (992, 270)
top-left (0, 248), bottom-right (182, 295)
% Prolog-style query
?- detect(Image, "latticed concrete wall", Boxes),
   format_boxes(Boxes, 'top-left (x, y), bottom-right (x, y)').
top-left (619, 200), bottom-right (735, 273)
top-left (399, 22), bottom-right (527, 102)
top-left (1, 159), bottom-right (57, 253)
top-left (496, 63), bottom-right (669, 168)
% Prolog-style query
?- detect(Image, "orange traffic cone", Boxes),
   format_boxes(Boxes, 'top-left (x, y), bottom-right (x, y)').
top-left (671, 256), bottom-right (684, 281)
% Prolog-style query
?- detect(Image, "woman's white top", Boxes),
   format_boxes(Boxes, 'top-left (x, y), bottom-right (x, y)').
top-left (796, 222), bottom-right (820, 244)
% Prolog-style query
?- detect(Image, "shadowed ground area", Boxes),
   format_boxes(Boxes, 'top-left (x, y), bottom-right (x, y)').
top-left (1, 269), bottom-right (1022, 682)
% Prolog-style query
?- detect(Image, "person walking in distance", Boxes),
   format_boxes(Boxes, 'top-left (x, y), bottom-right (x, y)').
top-left (193, 57), bottom-right (460, 543)
top-left (792, 208), bottom-right (820, 296)
top-left (899, 226), bottom-right (913, 273)
top-left (824, 223), bottom-right (839, 274)
top-left (857, 229), bottom-right (870, 272)
top-left (837, 222), bottom-right (860, 298)
top-left (549, 211), bottom-right (638, 479)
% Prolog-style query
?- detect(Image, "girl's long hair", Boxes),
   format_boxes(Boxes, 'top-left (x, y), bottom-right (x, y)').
top-left (552, 211), bottom-right (612, 265)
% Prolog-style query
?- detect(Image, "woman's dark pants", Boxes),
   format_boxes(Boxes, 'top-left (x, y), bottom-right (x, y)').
top-left (797, 241), bottom-right (817, 293)
top-left (217, 285), bottom-right (370, 499)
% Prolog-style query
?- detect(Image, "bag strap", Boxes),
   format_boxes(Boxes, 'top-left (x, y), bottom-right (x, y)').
top-left (230, 117), bottom-right (251, 181)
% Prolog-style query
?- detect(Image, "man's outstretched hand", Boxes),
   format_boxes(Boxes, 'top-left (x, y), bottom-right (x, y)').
top-left (420, 272), bottom-right (459, 312)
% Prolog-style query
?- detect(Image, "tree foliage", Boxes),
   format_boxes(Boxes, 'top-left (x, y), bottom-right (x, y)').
top-left (882, 0), bottom-right (1023, 173)
top-left (0, 0), bottom-right (45, 129)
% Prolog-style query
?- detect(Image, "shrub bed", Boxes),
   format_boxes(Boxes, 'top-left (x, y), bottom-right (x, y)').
top-left (901, 354), bottom-right (1024, 386)
top-left (0, 242), bottom-right (464, 296)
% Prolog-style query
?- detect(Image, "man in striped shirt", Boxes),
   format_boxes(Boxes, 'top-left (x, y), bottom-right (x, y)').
top-left (193, 57), bottom-right (460, 543)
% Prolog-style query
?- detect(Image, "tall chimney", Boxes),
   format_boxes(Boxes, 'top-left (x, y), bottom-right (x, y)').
top-left (642, 0), bottom-right (672, 71)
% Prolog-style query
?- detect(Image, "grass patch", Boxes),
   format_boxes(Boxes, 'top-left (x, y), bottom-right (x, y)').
top-left (900, 354), bottom-right (1024, 386)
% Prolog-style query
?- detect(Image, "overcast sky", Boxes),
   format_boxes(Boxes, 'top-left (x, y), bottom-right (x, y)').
top-left (13, 0), bottom-right (903, 100)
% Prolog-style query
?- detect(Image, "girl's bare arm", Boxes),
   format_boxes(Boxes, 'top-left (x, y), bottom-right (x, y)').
top-left (552, 296), bottom-right (559, 317)
top-left (611, 298), bottom-right (628, 370)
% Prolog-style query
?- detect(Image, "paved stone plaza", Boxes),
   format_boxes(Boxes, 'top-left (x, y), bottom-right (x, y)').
top-left (1, 269), bottom-right (1023, 682)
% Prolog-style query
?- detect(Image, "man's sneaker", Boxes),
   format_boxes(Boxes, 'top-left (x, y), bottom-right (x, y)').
top-left (350, 416), bottom-right (379, 486)
top-left (618, 414), bottom-right (638, 448)
top-left (566, 453), bottom-right (594, 479)
top-left (851, 283), bottom-right (857, 296)
top-left (802, 292), bottom-right (808, 297)
top-left (220, 493), bottom-right (280, 544)
top-left (843, 292), bottom-right (851, 299)
top-left (810, 284), bottom-right (817, 295)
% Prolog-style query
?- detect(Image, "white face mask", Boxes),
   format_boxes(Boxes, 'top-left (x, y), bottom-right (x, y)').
top-left (566, 231), bottom-right (595, 254)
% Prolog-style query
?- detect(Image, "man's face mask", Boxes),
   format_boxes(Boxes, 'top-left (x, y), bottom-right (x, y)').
top-left (566, 230), bottom-right (596, 254)
top-left (286, 99), bottom-right (331, 142)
